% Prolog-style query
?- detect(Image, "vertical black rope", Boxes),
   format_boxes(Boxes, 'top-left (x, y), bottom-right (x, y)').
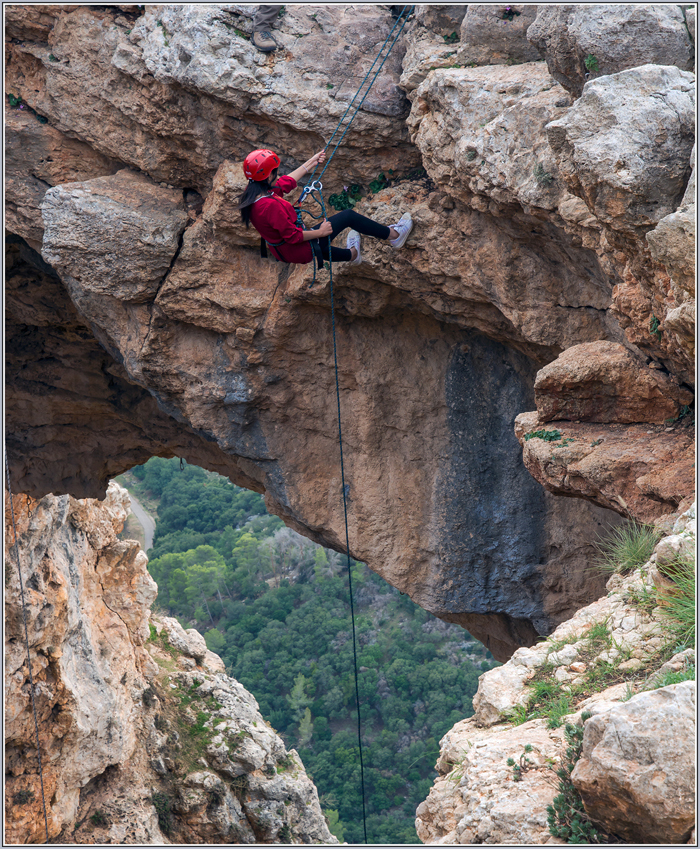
top-left (327, 236), bottom-right (368, 843)
top-left (5, 450), bottom-right (51, 844)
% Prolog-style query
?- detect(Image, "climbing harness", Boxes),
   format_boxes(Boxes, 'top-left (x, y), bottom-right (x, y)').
top-left (261, 5), bottom-right (414, 295)
top-left (5, 449), bottom-right (51, 844)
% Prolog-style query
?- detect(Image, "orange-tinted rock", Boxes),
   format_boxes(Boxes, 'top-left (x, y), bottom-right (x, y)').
top-left (534, 341), bottom-right (693, 424)
top-left (515, 411), bottom-right (695, 523)
top-left (4, 484), bottom-right (336, 845)
top-left (5, 104), bottom-right (122, 249)
top-left (5, 4), bottom-right (695, 660)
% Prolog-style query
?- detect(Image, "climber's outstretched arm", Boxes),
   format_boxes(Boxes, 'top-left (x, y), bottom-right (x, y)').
top-left (288, 148), bottom-right (326, 184)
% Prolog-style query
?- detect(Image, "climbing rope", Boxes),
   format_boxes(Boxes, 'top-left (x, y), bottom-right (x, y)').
top-left (303, 5), bottom-right (414, 187)
top-left (327, 244), bottom-right (369, 844)
top-left (5, 450), bottom-right (51, 844)
top-left (292, 12), bottom-right (415, 841)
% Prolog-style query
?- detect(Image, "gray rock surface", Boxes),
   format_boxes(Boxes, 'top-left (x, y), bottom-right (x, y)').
top-left (459, 3), bottom-right (541, 66)
top-left (572, 681), bottom-right (696, 843)
top-left (647, 145), bottom-right (696, 294)
top-left (409, 62), bottom-right (573, 212)
top-left (41, 169), bottom-right (188, 302)
top-left (528, 4), bottom-right (694, 96)
top-left (546, 64), bottom-right (695, 234)
top-left (413, 4), bottom-right (468, 37)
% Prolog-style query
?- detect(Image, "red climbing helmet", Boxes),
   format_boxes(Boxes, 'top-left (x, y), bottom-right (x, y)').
top-left (243, 149), bottom-right (280, 181)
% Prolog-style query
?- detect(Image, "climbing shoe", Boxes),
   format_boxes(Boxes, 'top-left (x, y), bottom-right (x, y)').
top-left (252, 30), bottom-right (277, 52)
top-left (347, 230), bottom-right (362, 265)
top-left (389, 212), bottom-right (413, 248)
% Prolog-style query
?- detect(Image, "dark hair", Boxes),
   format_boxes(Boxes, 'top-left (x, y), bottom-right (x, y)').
top-left (236, 169), bottom-right (278, 228)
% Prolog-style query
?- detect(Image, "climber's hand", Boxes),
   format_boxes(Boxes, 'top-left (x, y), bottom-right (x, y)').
top-left (310, 149), bottom-right (327, 167)
top-left (316, 219), bottom-right (333, 237)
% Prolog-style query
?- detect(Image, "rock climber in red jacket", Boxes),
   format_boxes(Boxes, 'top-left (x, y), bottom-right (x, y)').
top-left (236, 148), bottom-right (413, 266)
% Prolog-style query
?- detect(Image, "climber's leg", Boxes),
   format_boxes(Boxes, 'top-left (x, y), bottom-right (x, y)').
top-left (325, 209), bottom-right (392, 241)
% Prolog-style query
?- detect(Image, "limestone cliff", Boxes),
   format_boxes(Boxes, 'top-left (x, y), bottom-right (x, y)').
top-left (5, 3), bottom-right (695, 659)
top-left (4, 482), bottom-right (336, 844)
top-left (416, 504), bottom-right (696, 845)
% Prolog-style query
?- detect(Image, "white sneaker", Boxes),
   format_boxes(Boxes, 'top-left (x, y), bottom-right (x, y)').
top-left (347, 230), bottom-right (362, 265)
top-left (389, 212), bottom-right (413, 248)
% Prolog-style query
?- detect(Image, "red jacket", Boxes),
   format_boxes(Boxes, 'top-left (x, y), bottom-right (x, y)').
top-left (249, 176), bottom-right (313, 264)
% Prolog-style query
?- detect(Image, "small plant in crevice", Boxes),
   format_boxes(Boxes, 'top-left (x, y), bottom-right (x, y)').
top-left (328, 184), bottom-right (363, 211)
top-left (443, 31), bottom-right (459, 44)
top-left (13, 789), bottom-right (35, 805)
top-left (524, 429), bottom-right (562, 443)
top-left (501, 6), bottom-right (521, 21)
top-left (276, 753), bottom-right (295, 773)
top-left (534, 162), bottom-right (554, 186)
top-left (151, 791), bottom-right (174, 835)
top-left (651, 660), bottom-right (695, 690)
top-left (278, 822), bottom-right (293, 842)
top-left (649, 314), bottom-right (662, 340)
top-left (584, 54), bottom-right (600, 73)
top-left (142, 685), bottom-right (158, 708)
top-left (547, 713), bottom-right (608, 843)
top-left (369, 172), bottom-right (390, 194)
top-left (594, 522), bottom-right (661, 576)
top-left (506, 743), bottom-right (536, 781)
top-left (90, 810), bottom-right (109, 827)
top-left (665, 404), bottom-right (694, 426)
top-left (230, 774), bottom-right (249, 800)
top-left (156, 20), bottom-right (170, 47)
top-left (7, 93), bottom-right (49, 123)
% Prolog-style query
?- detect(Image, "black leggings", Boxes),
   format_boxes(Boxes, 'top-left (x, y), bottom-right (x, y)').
top-left (310, 209), bottom-right (391, 261)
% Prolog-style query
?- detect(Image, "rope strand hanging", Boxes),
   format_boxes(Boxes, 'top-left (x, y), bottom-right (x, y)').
top-left (301, 4), bottom-right (413, 190)
top-left (293, 9), bottom-right (414, 842)
top-left (5, 450), bottom-right (51, 844)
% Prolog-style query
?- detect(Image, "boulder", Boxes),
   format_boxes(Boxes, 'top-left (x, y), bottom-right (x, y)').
top-left (472, 657), bottom-right (535, 726)
top-left (546, 64), bottom-right (695, 234)
top-left (572, 682), bottom-right (696, 843)
top-left (646, 145), bottom-right (696, 295)
top-left (653, 531), bottom-right (695, 569)
top-left (413, 4), bottom-right (468, 37)
top-left (408, 62), bottom-right (573, 213)
top-left (527, 4), bottom-right (694, 97)
top-left (515, 410), bottom-right (696, 523)
top-left (184, 627), bottom-right (208, 662)
top-left (459, 4), bottom-right (541, 66)
top-left (416, 715), bottom-right (566, 845)
top-left (41, 169), bottom-right (188, 303)
top-left (533, 341), bottom-right (693, 424)
top-left (4, 104), bottom-right (121, 249)
top-left (160, 617), bottom-right (207, 662)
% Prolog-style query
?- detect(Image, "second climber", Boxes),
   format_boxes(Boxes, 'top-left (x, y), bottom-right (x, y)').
top-left (236, 148), bottom-right (413, 266)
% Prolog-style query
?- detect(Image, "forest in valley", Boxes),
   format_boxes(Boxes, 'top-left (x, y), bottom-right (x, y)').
top-left (119, 457), bottom-right (498, 844)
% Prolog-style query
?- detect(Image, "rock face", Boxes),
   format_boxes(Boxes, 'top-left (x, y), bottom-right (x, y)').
top-left (528, 4), bottom-right (694, 97)
top-left (417, 512), bottom-right (697, 844)
top-left (533, 341), bottom-right (692, 424)
top-left (572, 682), bottom-right (696, 843)
top-left (4, 482), bottom-right (336, 845)
top-left (515, 411), bottom-right (695, 523)
top-left (4, 4), bottom-right (695, 659)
